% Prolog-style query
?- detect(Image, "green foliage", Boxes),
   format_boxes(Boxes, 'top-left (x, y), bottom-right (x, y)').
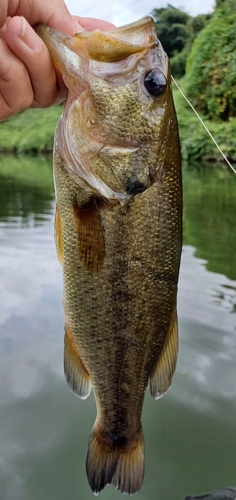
top-left (171, 14), bottom-right (211, 78)
top-left (152, 4), bottom-right (190, 59)
top-left (185, 1), bottom-right (236, 120)
top-left (173, 80), bottom-right (236, 162)
top-left (187, 13), bottom-right (212, 40)
top-left (215, 0), bottom-right (226, 6)
top-left (171, 45), bottom-right (190, 79)
top-left (152, 5), bottom-right (211, 78)
top-left (0, 106), bottom-right (62, 154)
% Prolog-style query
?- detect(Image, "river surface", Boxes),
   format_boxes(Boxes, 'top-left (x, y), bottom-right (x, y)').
top-left (0, 156), bottom-right (235, 500)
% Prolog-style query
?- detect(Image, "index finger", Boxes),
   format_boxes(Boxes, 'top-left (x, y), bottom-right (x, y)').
top-left (0, 0), bottom-right (7, 28)
top-left (73, 17), bottom-right (115, 31)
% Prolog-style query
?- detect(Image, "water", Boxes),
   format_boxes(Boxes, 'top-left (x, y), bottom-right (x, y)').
top-left (0, 156), bottom-right (235, 500)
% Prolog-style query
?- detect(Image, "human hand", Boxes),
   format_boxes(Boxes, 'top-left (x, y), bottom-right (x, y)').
top-left (0, 1), bottom-right (115, 121)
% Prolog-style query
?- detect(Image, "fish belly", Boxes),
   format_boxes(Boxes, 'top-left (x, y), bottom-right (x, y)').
top-left (54, 142), bottom-right (182, 494)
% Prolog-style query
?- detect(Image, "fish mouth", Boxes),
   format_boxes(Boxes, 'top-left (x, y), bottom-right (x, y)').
top-left (36, 16), bottom-right (158, 67)
top-left (70, 16), bottom-right (158, 63)
top-left (35, 16), bottom-right (159, 98)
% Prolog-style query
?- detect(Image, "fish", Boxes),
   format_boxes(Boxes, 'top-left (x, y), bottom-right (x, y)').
top-left (184, 488), bottom-right (236, 500)
top-left (36, 16), bottom-right (182, 495)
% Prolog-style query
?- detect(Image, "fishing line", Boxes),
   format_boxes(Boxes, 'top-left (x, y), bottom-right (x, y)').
top-left (171, 76), bottom-right (236, 175)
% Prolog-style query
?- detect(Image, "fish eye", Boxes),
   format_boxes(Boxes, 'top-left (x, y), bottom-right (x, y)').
top-left (143, 69), bottom-right (167, 97)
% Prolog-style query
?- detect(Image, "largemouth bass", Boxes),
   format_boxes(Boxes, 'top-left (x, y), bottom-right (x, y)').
top-left (36, 16), bottom-right (182, 495)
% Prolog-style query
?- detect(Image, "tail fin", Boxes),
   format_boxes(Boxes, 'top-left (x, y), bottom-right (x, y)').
top-left (86, 425), bottom-right (144, 495)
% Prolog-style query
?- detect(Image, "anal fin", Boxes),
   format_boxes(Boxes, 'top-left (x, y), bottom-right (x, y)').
top-left (64, 323), bottom-right (92, 399)
top-left (73, 199), bottom-right (105, 273)
top-left (149, 306), bottom-right (178, 400)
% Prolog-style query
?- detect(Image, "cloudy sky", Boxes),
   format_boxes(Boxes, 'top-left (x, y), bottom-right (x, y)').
top-left (65, 0), bottom-right (215, 26)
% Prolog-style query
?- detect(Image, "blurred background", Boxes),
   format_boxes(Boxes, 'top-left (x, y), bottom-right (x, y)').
top-left (0, 1), bottom-right (235, 500)
top-left (65, 0), bottom-right (214, 25)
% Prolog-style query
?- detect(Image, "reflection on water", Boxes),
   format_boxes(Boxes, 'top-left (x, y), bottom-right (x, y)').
top-left (0, 157), bottom-right (235, 500)
top-left (183, 164), bottom-right (236, 281)
top-left (0, 156), bottom-right (54, 226)
top-left (214, 284), bottom-right (236, 314)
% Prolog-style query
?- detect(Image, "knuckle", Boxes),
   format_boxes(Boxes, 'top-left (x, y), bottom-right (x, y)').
top-left (0, 52), bottom-right (14, 83)
top-left (32, 87), bottom-right (56, 108)
top-left (0, 80), bottom-right (34, 118)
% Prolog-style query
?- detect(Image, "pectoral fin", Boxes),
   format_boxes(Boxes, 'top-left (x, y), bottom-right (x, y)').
top-left (64, 323), bottom-right (92, 399)
top-left (73, 199), bottom-right (105, 273)
top-left (149, 307), bottom-right (178, 399)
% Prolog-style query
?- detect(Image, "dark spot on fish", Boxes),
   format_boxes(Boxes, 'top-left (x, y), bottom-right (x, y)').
top-left (111, 434), bottom-right (128, 448)
top-left (143, 69), bottom-right (167, 97)
top-left (126, 180), bottom-right (145, 196)
top-left (100, 429), bottom-right (128, 449)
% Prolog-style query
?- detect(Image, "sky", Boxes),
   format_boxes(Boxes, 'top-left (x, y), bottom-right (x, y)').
top-left (65, 0), bottom-right (215, 26)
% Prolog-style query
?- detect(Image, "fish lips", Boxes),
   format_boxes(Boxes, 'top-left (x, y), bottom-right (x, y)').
top-left (35, 16), bottom-right (163, 95)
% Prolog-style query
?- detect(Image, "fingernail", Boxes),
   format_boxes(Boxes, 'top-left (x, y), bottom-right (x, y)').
top-left (20, 16), bottom-right (26, 37)
top-left (74, 21), bottom-right (84, 33)
top-left (19, 16), bottom-right (41, 50)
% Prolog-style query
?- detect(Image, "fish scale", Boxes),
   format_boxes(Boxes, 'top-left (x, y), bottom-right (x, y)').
top-left (36, 15), bottom-right (182, 495)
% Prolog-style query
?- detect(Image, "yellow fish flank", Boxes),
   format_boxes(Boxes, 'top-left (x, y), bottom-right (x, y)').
top-left (36, 16), bottom-right (182, 495)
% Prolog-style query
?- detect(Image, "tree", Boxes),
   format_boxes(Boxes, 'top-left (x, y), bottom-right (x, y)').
top-left (152, 4), bottom-right (211, 78)
top-left (185, 0), bottom-right (236, 120)
top-left (215, 0), bottom-right (226, 5)
top-left (152, 4), bottom-right (190, 58)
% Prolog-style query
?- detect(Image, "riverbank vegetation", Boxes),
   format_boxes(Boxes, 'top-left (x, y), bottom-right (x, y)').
top-left (154, 0), bottom-right (236, 163)
top-left (0, 0), bottom-right (235, 163)
top-left (0, 106), bottom-right (61, 154)
top-left (173, 82), bottom-right (236, 163)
